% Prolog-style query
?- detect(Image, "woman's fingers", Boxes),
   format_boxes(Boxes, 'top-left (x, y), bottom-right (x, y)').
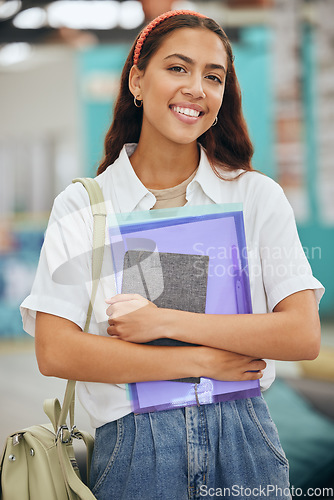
top-left (105, 298), bottom-right (160, 343)
top-left (247, 358), bottom-right (267, 372)
top-left (201, 347), bottom-right (267, 382)
top-left (107, 319), bottom-right (121, 338)
top-left (243, 370), bottom-right (264, 380)
top-left (106, 294), bottom-right (150, 317)
top-left (105, 293), bottom-right (143, 305)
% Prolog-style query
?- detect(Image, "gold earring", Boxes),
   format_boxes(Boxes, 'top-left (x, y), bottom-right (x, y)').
top-left (212, 117), bottom-right (218, 126)
top-left (134, 95), bottom-right (143, 108)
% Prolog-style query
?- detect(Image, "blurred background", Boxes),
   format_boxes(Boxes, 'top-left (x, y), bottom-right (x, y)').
top-left (0, 0), bottom-right (334, 495)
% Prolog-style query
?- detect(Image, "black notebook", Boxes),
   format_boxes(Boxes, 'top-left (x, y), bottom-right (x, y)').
top-left (122, 249), bottom-right (209, 383)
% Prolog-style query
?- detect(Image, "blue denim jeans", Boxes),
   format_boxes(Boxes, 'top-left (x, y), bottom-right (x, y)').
top-left (90, 396), bottom-right (291, 500)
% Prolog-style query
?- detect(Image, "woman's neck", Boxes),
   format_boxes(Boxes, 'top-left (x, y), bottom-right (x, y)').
top-left (129, 139), bottom-right (200, 190)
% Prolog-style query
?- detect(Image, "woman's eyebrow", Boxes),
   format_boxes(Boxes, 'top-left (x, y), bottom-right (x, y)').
top-left (164, 53), bottom-right (226, 74)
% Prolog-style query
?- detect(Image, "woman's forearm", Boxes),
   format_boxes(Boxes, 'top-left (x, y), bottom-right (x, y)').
top-left (35, 312), bottom-right (265, 384)
top-left (164, 290), bottom-right (320, 361)
top-left (36, 312), bottom-right (203, 383)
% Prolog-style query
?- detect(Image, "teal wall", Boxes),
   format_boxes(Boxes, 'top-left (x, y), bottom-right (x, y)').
top-left (298, 26), bottom-right (334, 317)
top-left (233, 27), bottom-right (275, 178)
top-left (77, 28), bottom-right (333, 318)
top-left (76, 44), bottom-right (130, 177)
top-left (234, 26), bottom-right (333, 318)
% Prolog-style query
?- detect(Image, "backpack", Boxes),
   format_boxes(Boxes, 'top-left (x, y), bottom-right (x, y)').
top-left (0, 178), bottom-right (106, 500)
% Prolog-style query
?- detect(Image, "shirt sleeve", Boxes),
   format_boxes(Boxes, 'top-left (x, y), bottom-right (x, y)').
top-left (256, 180), bottom-right (324, 312)
top-left (20, 183), bottom-right (94, 336)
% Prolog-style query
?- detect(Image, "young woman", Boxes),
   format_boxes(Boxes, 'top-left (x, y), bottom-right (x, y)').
top-left (21, 10), bottom-right (324, 500)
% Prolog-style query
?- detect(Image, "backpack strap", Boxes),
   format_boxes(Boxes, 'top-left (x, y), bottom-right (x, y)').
top-left (72, 177), bottom-right (107, 333)
top-left (57, 178), bottom-right (106, 434)
top-left (42, 177), bottom-right (106, 492)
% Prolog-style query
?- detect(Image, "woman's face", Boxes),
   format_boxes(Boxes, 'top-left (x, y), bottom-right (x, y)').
top-left (130, 27), bottom-right (227, 148)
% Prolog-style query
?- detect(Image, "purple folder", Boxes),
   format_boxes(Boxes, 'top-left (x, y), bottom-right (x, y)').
top-left (108, 207), bottom-right (260, 413)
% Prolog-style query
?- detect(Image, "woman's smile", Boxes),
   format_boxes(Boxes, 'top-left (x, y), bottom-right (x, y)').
top-left (130, 27), bottom-right (227, 148)
top-left (169, 102), bottom-right (205, 124)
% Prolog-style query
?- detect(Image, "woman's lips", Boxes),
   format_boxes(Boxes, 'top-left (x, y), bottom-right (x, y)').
top-left (169, 104), bottom-right (204, 124)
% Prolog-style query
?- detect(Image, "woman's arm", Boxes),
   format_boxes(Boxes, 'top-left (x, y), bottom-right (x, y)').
top-left (107, 289), bottom-right (321, 361)
top-left (35, 311), bottom-right (266, 383)
top-left (166, 289), bottom-right (321, 360)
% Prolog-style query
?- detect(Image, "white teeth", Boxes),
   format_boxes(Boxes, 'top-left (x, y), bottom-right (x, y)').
top-left (173, 106), bottom-right (200, 118)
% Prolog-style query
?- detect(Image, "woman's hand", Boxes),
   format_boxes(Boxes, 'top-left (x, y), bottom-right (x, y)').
top-left (198, 346), bottom-right (266, 381)
top-left (106, 293), bottom-right (162, 343)
top-left (105, 294), bottom-right (266, 382)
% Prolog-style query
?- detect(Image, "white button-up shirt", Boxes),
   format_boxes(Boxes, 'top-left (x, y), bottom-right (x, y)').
top-left (21, 144), bottom-right (324, 428)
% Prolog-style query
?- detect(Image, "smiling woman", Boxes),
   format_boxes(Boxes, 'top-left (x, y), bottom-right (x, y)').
top-left (98, 10), bottom-right (254, 177)
top-left (20, 9), bottom-right (324, 500)
top-left (127, 27), bottom-right (227, 184)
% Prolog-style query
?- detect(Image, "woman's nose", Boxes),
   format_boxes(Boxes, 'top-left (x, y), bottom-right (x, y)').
top-left (182, 74), bottom-right (206, 99)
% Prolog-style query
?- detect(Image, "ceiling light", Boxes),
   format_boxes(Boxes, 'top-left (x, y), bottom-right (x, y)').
top-left (119, 1), bottom-right (144, 30)
top-left (0, 42), bottom-right (32, 66)
top-left (13, 7), bottom-right (47, 29)
top-left (47, 1), bottom-right (120, 30)
top-left (0, 0), bottom-right (21, 19)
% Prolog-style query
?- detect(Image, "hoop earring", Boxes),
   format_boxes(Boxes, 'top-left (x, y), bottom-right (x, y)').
top-left (134, 95), bottom-right (143, 108)
top-left (212, 116), bottom-right (218, 126)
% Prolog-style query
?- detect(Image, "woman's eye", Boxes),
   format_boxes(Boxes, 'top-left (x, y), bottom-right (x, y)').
top-left (206, 75), bottom-right (223, 84)
top-left (168, 66), bottom-right (186, 73)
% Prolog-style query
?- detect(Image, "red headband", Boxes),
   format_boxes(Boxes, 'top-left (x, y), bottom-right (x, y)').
top-left (133, 10), bottom-right (208, 66)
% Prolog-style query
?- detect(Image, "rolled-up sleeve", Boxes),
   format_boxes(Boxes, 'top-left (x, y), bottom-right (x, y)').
top-left (20, 183), bottom-right (94, 335)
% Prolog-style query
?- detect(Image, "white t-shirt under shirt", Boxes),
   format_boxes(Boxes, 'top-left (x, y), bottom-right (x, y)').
top-left (20, 143), bottom-right (324, 428)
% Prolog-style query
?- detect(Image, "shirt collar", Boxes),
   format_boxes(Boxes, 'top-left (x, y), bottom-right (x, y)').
top-left (108, 143), bottom-right (223, 213)
top-left (109, 144), bottom-right (155, 213)
top-left (186, 145), bottom-right (223, 204)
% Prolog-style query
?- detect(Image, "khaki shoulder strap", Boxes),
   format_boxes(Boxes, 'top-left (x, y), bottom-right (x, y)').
top-left (58, 178), bottom-right (107, 429)
top-left (72, 177), bottom-right (107, 332)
